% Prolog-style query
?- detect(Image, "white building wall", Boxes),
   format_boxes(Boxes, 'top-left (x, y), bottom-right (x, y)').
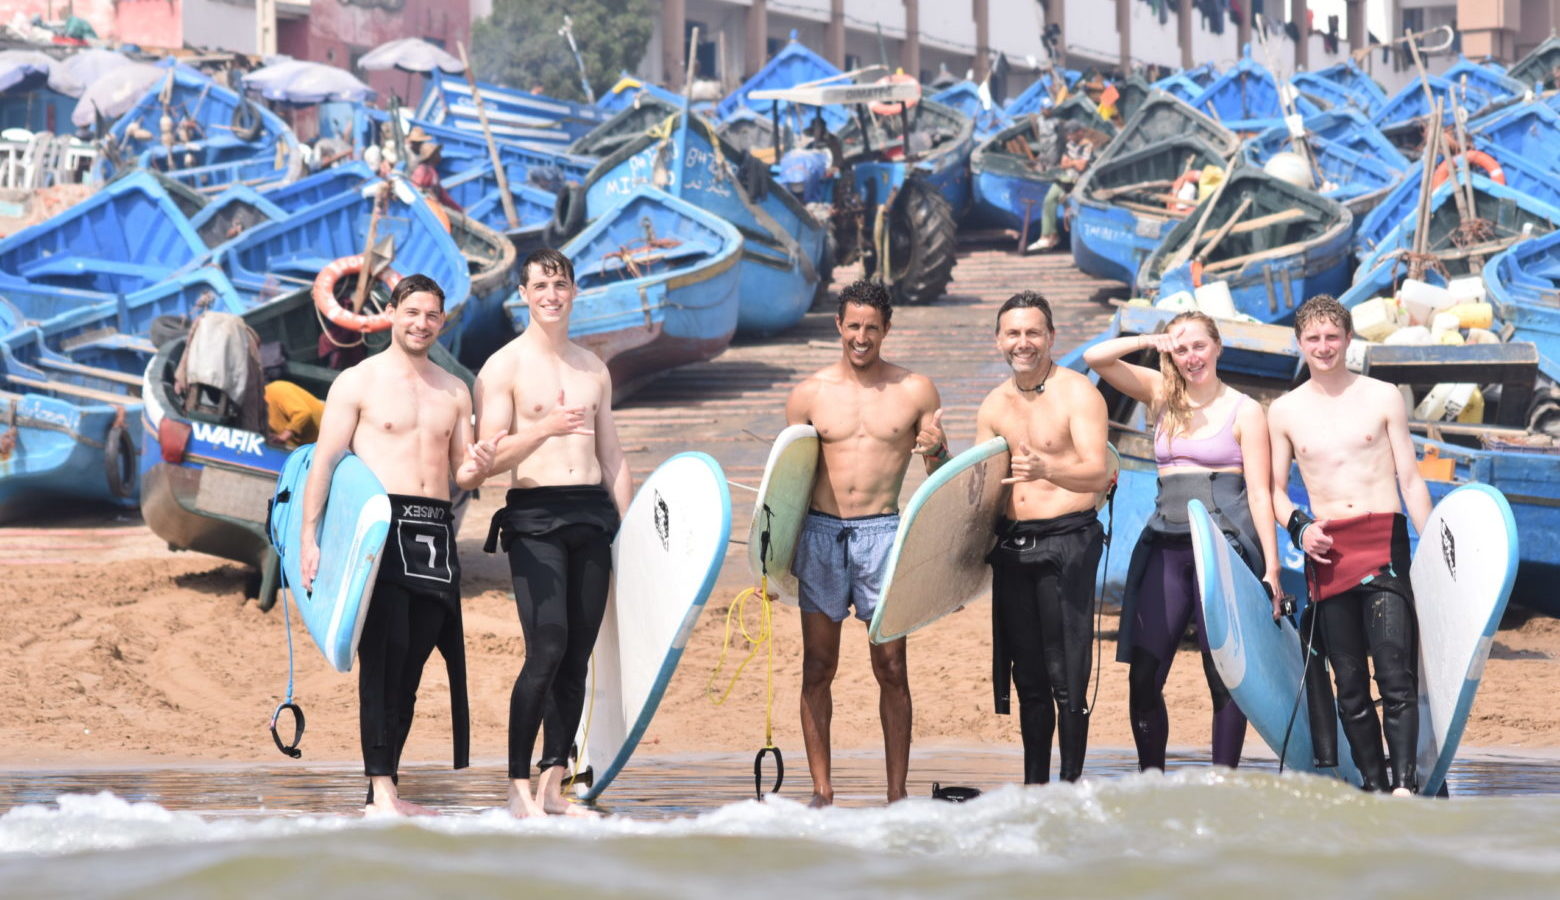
top-left (185, 0), bottom-right (262, 55)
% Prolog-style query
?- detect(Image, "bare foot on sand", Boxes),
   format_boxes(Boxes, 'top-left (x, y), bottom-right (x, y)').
top-left (364, 776), bottom-right (439, 817)
top-left (808, 793), bottom-right (833, 809)
top-left (544, 799), bottom-right (602, 818)
top-left (506, 779), bottom-right (548, 819)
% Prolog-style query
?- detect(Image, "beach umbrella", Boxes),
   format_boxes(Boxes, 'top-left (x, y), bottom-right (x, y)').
top-left (71, 62), bottom-right (164, 128)
top-left (358, 37), bottom-right (464, 75)
top-left (61, 48), bottom-right (130, 93)
top-left (0, 50), bottom-right (83, 96)
top-left (244, 59), bottom-right (374, 104)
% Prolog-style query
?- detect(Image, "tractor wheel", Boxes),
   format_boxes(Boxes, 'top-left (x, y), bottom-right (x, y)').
top-left (881, 178), bottom-right (957, 305)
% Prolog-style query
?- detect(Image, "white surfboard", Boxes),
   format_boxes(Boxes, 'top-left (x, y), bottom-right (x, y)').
top-left (574, 452), bottom-right (732, 800)
top-left (868, 440), bottom-right (1121, 644)
top-left (746, 424), bottom-right (819, 603)
top-left (1413, 483), bottom-right (1518, 795)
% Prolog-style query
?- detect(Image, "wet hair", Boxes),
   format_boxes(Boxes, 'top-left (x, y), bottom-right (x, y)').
top-left (837, 279), bottom-right (893, 324)
top-left (995, 290), bottom-right (1055, 333)
top-left (1293, 294), bottom-right (1352, 337)
top-left (521, 247), bottom-right (575, 287)
top-left (1154, 310), bottom-right (1223, 443)
top-left (389, 273), bottom-right (445, 311)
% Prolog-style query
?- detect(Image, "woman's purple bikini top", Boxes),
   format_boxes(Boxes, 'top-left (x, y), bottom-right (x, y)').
top-left (1155, 393), bottom-right (1247, 470)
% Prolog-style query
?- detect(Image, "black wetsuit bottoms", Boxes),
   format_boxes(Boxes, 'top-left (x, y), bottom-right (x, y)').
top-left (485, 485), bottom-right (620, 779)
top-left (1300, 514), bottom-right (1419, 792)
top-left (1128, 541), bottom-right (1247, 770)
top-left (361, 495), bottom-right (468, 803)
top-left (988, 509), bottom-right (1104, 784)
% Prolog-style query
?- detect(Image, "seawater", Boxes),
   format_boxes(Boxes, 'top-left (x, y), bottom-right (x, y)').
top-left (4, 749), bottom-right (1560, 899)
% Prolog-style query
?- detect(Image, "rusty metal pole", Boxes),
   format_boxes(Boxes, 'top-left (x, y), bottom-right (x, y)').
top-left (1052, 0), bottom-right (1067, 68)
top-left (903, 0), bottom-right (921, 79)
top-left (1346, 0), bottom-right (1367, 52)
top-left (1237, 0), bottom-right (1251, 53)
top-left (828, 0), bottom-right (846, 69)
top-left (663, 0), bottom-right (686, 90)
top-left (973, 0), bottom-right (990, 82)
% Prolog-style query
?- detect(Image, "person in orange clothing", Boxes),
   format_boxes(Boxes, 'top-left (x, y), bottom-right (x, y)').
top-left (264, 379), bottom-right (324, 448)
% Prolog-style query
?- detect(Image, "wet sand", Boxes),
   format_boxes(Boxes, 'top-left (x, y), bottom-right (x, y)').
top-left (4, 245), bottom-right (1559, 773)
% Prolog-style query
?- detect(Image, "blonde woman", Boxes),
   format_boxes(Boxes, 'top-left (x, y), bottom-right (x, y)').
top-left (1083, 311), bottom-right (1281, 770)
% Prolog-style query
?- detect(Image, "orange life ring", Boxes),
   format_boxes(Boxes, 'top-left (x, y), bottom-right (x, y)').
top-left (312, 255), bottom-right (401, 334)
top-left (1167, 169), bottom-right (1201, 213)
top-left (1432, 150), bottom-right (1506, 188)
top-left (870, 72), bottom-right (922, 117)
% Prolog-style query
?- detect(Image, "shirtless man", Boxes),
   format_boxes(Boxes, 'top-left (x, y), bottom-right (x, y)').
top-left (1269, 294), bottom-right (1432, 795)
top-left (975, 291), bottom-right (1111, 784)
top-left (474, 248), bottom-right (632, 818)
top-left (784, 279), bottom-right (945, 806)
top-left (301, 274), bottom-right (494, 816)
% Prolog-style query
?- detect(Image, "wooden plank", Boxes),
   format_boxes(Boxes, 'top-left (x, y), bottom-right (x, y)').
top-left (1196, 208), bottom-right (1307, 250)
top-left (4, 373), bottom-right (133, 405)
top-left (31, 357), bottom-right (143, 389)
top-left (1364, 342), bottom-right (1537, 427)
top-left (1115, 199), bottom-right (1187, 218)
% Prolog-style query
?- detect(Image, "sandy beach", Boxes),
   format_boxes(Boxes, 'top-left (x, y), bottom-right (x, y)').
top-left (4, 247), bottom-right (1558, 775)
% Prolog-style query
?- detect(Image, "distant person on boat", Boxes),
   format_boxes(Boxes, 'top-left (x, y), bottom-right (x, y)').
top-left (1027, 124), bottom-right (1104, 253)
top-left (300, 273), bottom-right (497, 816)
top-left (975, 291), bottom-right (1112, 784)
top-left (263, 379), bottom-right (324, 449)
top-left (410, 141), bottom-right (462, 212)
top-left (784, 278), bottom-right (947, 806)
top-left (1269, 294), bottom-right (1433, 795)
top-left (473, 248), bottom-right (633, 818)
top-left (1084, 310), bottom-right (1282, 772)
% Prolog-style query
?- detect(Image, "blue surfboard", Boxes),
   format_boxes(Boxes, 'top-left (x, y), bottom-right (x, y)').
top-left (268, 445), bottom-right (391, 673)
top-left (1189, 498), bottom-right (1359, 780)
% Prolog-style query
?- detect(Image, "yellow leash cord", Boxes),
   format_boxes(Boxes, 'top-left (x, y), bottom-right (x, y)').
top-left (562, 650), bottom-right (596, 803)
top-left (707, 572), bottom-right (785, 799)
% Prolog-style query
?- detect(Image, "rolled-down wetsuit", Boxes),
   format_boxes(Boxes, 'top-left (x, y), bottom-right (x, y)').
top-left (485, 485), bottom-right (620, 779)
top-left (989, 508), bottom-right (1105, 784)
top-left (1299, 511), bottom-right (1417, 792)
top-left (1117, 471), bottom-right (1262, 770)
top-left (361, 495), bottom-right (469, 804)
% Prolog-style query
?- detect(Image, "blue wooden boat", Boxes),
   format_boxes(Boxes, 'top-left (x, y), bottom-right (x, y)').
top-left (1356, 168), bottom-right (1560, 267)
top-left (1482, 230), bottom-right (1560, 382)
top-left (0, 171), bottom-right (206, 295)
top-left (1442, 56), bottom-right (1523, 96)
top-left (1098, 90), bottom-right (1239, 161)
top-left (584, 111), bottom-right (827, 336)
top-left (1140, 166), bottom-right (1354, 322)
top-left (968, 117), bottom-right (1065, 233)
top-left (595, 76), bottom-right (689, 116)
top-left (393, 114), bottom-right (594, 187)
top-left (1469, 101), bottom-right (1560, 175)
top-left (1292, 59), bottom-right (1388, 117)
top-left (1372, 71), bottom-right (1519, 157)
top-left (97, 63), bottom-right (302, 191)
top-left (1244, 128), bottom-right (1403, 218)
top-left (187, 184), bottom-right (288, 249)
top-left (1188, 48), bottom-right (1323, 133)
top-left (259, 161), bottom-right (375, 213)
top-left (506, 185), bottom-right (741, 394)
top-left (1003, 67), bottom-right (1083, 118)
top-left (1252, 107), bottom-right (1409, 172)
top-left (572, 94), bottom-right (681, 159)
top-left (1507, 36), bottom-right (1560, 90)
top-left (930, 80), bottom-right (1010, 139)
top-left (415, 69), bottom-right (608, 149)
top-left (716, 37), bottom-right (851, 134)
top-left (137, 285), bottom-right (474, 608)
top-left (1152, 72), bottom-right (1207, 105)
top-left (442, 160), bottom-right (557, 250)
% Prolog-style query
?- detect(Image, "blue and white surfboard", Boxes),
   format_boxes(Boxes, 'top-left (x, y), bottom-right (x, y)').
top-left (268, 445), bottom-right (391, 673)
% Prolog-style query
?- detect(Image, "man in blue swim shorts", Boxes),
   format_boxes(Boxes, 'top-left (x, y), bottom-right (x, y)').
top-left (784, 279), bottom-right (947, 806)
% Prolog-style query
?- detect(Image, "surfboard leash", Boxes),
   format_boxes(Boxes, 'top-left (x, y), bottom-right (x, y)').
top-left (562, 651), bottom-right (597, 801)
top-left (264, 493), bottom-right (305, 760)
top-left (1278, 560), bottom-right (1322, 775)
top-left (1087, 467), bottom-right (1119, 717)
top-left (707, 517), bottom-right (783, 800)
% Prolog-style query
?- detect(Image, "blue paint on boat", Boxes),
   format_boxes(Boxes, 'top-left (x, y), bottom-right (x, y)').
top-left (1188, 48), bottom-right (1323, 132)
top-left (442, 160), bottom-right (557, 247)
top-left (1245, 127), bottom-right (1404, 218)
top-left (1485, 229), bottom-right (1560, 382)
top-left (1355, 174), bottom-right (1560, 277)
top-left (415, 69), bottom-right (608, 149)
top-left (98, 63), bottom-right (302, 191)
top-left (260, 161), bottom-right (375, 213)
top-left (1141, 166), bottom-right (1354, 322)
top-left (595, 77), bottom-right (689, 116)
top-left (0, 171), bottom-right (206, 295)
top-left (1003, 68), bottom-right (1082, 118)
top-left (584, 112), bottom-right (827, 336)
top-left (930, 80), bottom-right (1010, 139)
top-left (1469, 101), bottom-right (1560, 175)
top-left (716, 37), bottom-right (850, 133)
top-left (1292, 59), bottom-right (1388, 117)
top-left (507, 185), bottom-right (742, 391)
top-left (841, 98), bottom-right (975, 220)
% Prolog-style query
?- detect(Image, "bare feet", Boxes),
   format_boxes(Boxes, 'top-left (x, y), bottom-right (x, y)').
top-left (545, 799), bottom-right (602, 818)
top-left (363, 777), bottom-right (439, 817)
top-left (506, 778), bottom-right (549, 819)
top-left (807, 792), bottom-right (833, 809)
top-left (886, 788), bottom-right (908, 804)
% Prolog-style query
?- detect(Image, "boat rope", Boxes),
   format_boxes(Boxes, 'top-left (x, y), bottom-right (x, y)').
top-left (707, 508), bottom-right (784, 800)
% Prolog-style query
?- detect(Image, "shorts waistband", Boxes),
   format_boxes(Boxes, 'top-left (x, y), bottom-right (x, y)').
top-left (385, 494), bottom-right (453, 524)
top-left (504, 484), bottom-right (611, 504)
top-left (998, 508), bottom-right (1099, 538)
top-left (806, 510), bottom-right (899, 522)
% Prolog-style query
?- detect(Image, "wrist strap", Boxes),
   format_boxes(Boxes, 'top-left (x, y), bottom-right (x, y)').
top-left (1286, 509), bottom-right (1315, 548)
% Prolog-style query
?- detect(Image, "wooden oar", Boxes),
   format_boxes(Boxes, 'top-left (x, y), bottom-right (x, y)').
top-left (458, 42), bottom-right (520, 230)
top-left (1193, 196), bottom-right (1254, 267)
